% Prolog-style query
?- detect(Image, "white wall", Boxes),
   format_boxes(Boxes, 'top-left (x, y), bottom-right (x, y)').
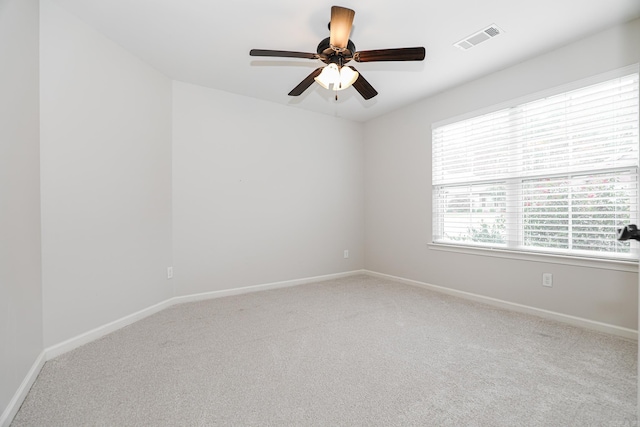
top-left (172, 82), bottom-right (364, 295)
top-left (40, 0), bottom-right (173, 347)
top-left (364, 18), bottom-right (640, 330)
top-left (0, 0), bottom-right (43, 421)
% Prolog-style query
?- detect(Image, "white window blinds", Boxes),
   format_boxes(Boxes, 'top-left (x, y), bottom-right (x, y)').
top-left (432, 70), bottom-right (639, 260)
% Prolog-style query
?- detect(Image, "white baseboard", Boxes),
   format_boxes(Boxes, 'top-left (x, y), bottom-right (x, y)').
top-left (172, 270), bottom-right (366, 305)
top-left (45, 298), bottom-right (175, 360)
top-left (364, 270), bottom-right (638, 340)
top-left (0, 351), bottom-right (45, 427)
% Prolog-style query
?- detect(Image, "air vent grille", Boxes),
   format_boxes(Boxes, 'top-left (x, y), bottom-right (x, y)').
top-left (454, 24), bottom-right (504, 50)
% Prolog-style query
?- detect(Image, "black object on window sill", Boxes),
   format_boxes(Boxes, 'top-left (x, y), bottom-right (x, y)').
top-left (617, 224), bottom-right (640, 241)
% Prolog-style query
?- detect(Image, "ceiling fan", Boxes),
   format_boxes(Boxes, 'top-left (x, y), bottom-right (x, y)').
top-left (249, 6), bottom-right (426, 100)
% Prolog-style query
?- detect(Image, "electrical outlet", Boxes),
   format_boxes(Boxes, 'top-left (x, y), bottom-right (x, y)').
top-left (542, 273), bottom-right (552, 287)
top-left (344, 250), bottom-right (349, 259)
top-left (167, 267), bottom-right (173, 279)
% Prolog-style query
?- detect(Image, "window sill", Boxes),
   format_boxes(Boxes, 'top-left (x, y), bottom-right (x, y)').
top-left (428, 242), bottom-right (638, 272)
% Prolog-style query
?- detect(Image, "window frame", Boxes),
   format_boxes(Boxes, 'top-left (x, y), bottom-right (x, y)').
top-left (430, 65), bottom-right (640, 269)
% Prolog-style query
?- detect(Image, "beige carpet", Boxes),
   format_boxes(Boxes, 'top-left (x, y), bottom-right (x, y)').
top-left (12, 275), bottom-right (637, 426)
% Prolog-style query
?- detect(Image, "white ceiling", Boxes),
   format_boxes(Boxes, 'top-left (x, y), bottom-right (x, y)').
top-left (50, 0), bottom-right (640, 122)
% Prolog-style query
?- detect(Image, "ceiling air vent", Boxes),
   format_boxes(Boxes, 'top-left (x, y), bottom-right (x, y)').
top-left (454, 24), bottom-right (503, 50)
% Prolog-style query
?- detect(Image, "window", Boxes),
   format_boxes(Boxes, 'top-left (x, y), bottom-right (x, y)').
top-left (432, 69), bottom-right (639, 261)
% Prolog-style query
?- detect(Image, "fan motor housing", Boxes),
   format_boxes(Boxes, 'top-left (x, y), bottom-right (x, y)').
top-left (317, 37), bottom-right (356, 65)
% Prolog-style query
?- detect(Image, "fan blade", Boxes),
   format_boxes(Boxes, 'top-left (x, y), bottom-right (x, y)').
top-left (329, 6), bottom-right (355, 50)
top-left (250, 49), bottom-right (318, 60)
top-left (288, 68), bottom-right (324, 96)
top-left (354, 47), bottom-right (426, 62)
top-left (349, 67), bottom-right (378, 100)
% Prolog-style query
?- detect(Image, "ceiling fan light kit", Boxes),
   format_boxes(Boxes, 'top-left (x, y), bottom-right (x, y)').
top-left (314, 63), bottom-right (359, 91)
top-left (250, 6), bottom-right (426, 100)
